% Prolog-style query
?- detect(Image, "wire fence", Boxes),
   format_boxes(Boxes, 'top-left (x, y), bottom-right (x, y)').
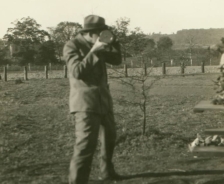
top-left (0, 64), bottom-right (65, 72)
top-left (0, 62), bottom-right (222, 82)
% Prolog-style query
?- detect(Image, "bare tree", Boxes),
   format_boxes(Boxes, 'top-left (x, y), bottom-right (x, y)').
top-left (110, 65), bottom-right (161, 135)
top-left (185, 35), bottom-right (197, 65)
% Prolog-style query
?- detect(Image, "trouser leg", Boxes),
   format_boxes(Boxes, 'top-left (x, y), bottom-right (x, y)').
top-left (69, 112), bottom-right (100, 184)
top-left (99, 112), bottom-right (116, 178)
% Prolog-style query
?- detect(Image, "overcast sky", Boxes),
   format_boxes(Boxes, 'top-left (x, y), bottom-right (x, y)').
top-left (0, 0), bottom-right (223, 38)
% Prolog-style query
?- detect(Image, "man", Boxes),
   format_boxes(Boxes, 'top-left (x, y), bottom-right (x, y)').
top-left (218, 38), bottom-right (224, 66)
top-left (63, 15), bottom-right (122, 184)
top-left (210, 37), bottom-right (224, 66)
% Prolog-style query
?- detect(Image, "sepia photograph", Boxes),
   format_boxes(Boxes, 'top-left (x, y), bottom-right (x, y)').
top-left (1, 0), bottom-right (224, 183)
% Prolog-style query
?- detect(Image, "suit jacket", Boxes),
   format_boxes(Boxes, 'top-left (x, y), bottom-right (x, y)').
top-left (63, 33), bottom-right (122, 114)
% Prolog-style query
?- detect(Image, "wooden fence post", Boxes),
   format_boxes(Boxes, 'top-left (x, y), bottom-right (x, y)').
top-left (4, 66), bottom-right (7, 82)
top-left (162, 62), bottom-right (166, 75)
top-left (201, 61), bottom-right (205, 73)
top-left (124, 64), bottom-right (128, 77)
top-left (144, 63), bottom-right (147, 76)
top-left (64, 65), bottom-right (67, 78)
top-left (28, 63), bottom-right (31, 71)
top-left (181, 62), bottom-right (185, 75)
top-left (45, 65), bottom-right (48, 79)
top-left (24, 66), bottom-right (28, 80)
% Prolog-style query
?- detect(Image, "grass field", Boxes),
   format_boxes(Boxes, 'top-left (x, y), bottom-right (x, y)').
top-left (1, 73), bottom-right (224, 184)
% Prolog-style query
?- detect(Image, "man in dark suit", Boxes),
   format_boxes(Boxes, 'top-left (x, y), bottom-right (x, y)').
top-left (210, 37), bottom-right (224, 66)
top-left (63, 15), bottom-right (122, 184)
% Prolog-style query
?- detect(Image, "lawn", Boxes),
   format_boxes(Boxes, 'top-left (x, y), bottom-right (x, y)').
top-left (1, 74), bottom-right (224, 184)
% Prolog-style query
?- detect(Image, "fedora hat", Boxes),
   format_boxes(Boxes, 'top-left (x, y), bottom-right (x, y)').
top-left (79, 15), bottom-right (108, 32)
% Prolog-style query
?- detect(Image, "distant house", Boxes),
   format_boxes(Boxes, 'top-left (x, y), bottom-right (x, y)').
top-left (9, 44), bottom-right (21, 56)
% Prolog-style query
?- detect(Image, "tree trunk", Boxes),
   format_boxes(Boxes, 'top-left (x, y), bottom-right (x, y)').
top-left (142, 100), bottom-right (146, 135)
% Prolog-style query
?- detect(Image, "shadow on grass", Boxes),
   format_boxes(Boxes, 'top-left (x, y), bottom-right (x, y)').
top-left (88, 170), bottom-right (224, 184)
top-left (108, 170), bottom-right (224, 180)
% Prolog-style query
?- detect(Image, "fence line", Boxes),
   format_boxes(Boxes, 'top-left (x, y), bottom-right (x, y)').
top-left (0, 63), bottom-right (221, 81)
top-left (1, 65), bottom-right (68, 81)
top-left (119, 62), bottom-right (207, 77)
top-left (0, 64), bottom-right (65, 72)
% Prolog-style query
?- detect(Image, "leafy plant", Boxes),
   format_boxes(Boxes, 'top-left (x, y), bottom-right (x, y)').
top-left (34, 41), bottom-right (58, 65)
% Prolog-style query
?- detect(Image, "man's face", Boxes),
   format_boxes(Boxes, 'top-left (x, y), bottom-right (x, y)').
top-left (221, 38), bottom-right (224, 44)
top-left (90, 30), bottom-right (101, 44)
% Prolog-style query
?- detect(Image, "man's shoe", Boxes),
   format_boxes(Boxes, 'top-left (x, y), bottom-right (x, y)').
top-left (98, 173), bottom-right (123, 181)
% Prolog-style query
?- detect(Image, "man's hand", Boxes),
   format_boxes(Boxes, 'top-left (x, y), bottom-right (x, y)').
top-left (90, 38), bottom-right (109, 53)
